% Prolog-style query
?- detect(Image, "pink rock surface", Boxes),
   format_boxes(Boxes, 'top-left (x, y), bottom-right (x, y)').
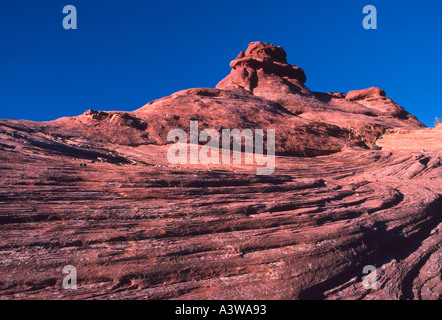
top-left (0, 42), bottom-right (440, 300)
top-left (346, 87), bottom-right (386, 101)
top-left (216, 42), bottom-right (309, 95)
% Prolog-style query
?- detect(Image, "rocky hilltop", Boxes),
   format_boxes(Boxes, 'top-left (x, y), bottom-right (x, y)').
top-left (0, 42), bottom-right (440, 300)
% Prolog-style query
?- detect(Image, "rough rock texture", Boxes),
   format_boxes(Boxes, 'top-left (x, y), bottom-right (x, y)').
top-left (215, 42), bottom-right (423, 149)
top-left (0, 42), bottom-right (440, 300)
top-left (216, 41), bottom-right (309, 95)
top-left (346, 87), bottom-right (386, 101)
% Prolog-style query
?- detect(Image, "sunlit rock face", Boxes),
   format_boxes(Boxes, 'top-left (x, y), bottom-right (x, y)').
top-left (0, 42), bottom-right (440, 300)
top-left (216, 41), bottom-right (309, 95)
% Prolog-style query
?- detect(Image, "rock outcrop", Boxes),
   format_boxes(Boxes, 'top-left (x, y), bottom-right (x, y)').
top-left (346, 87), bottom-right (386, 101)
top-left (0, 42), bottom-right (440, 300)
top-left (216, 42), bottom-right (309, 95)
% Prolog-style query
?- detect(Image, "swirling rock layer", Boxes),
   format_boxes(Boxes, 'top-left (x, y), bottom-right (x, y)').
top-left (0, 42), bottom-right (440, 300)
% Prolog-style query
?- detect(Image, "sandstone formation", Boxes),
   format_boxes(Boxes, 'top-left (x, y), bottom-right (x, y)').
top-left (346, 87), bottom-right (386, 101)
top-left (216, 41), bottom-right (309, 95)
top-left (0, 42), bottom-right (440, 300)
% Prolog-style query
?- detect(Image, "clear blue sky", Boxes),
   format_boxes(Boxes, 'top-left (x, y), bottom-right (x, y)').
top-left (0, 0), bottom-right (441, 126)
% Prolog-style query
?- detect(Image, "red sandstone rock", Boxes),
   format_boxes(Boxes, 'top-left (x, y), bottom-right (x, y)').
top-left (346, 87), bottom-right (386, 101)
top-left (0, 42), bottom-right (440, 300)
top-left (216, 42), bottom-right (423, 150)
top-left (217, 42), bottom-right (309, 95)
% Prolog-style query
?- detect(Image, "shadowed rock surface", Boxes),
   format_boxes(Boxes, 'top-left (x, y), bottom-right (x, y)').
top-left (0, 42), bottom-right (440, 300)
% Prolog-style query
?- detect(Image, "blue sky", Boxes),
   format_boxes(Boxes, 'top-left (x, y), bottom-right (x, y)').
top-left (0, 0), bottom-right (441, 126)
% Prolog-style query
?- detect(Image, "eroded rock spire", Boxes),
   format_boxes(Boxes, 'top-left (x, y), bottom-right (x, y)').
top-left (216, 42), bottom-right (310, 96)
